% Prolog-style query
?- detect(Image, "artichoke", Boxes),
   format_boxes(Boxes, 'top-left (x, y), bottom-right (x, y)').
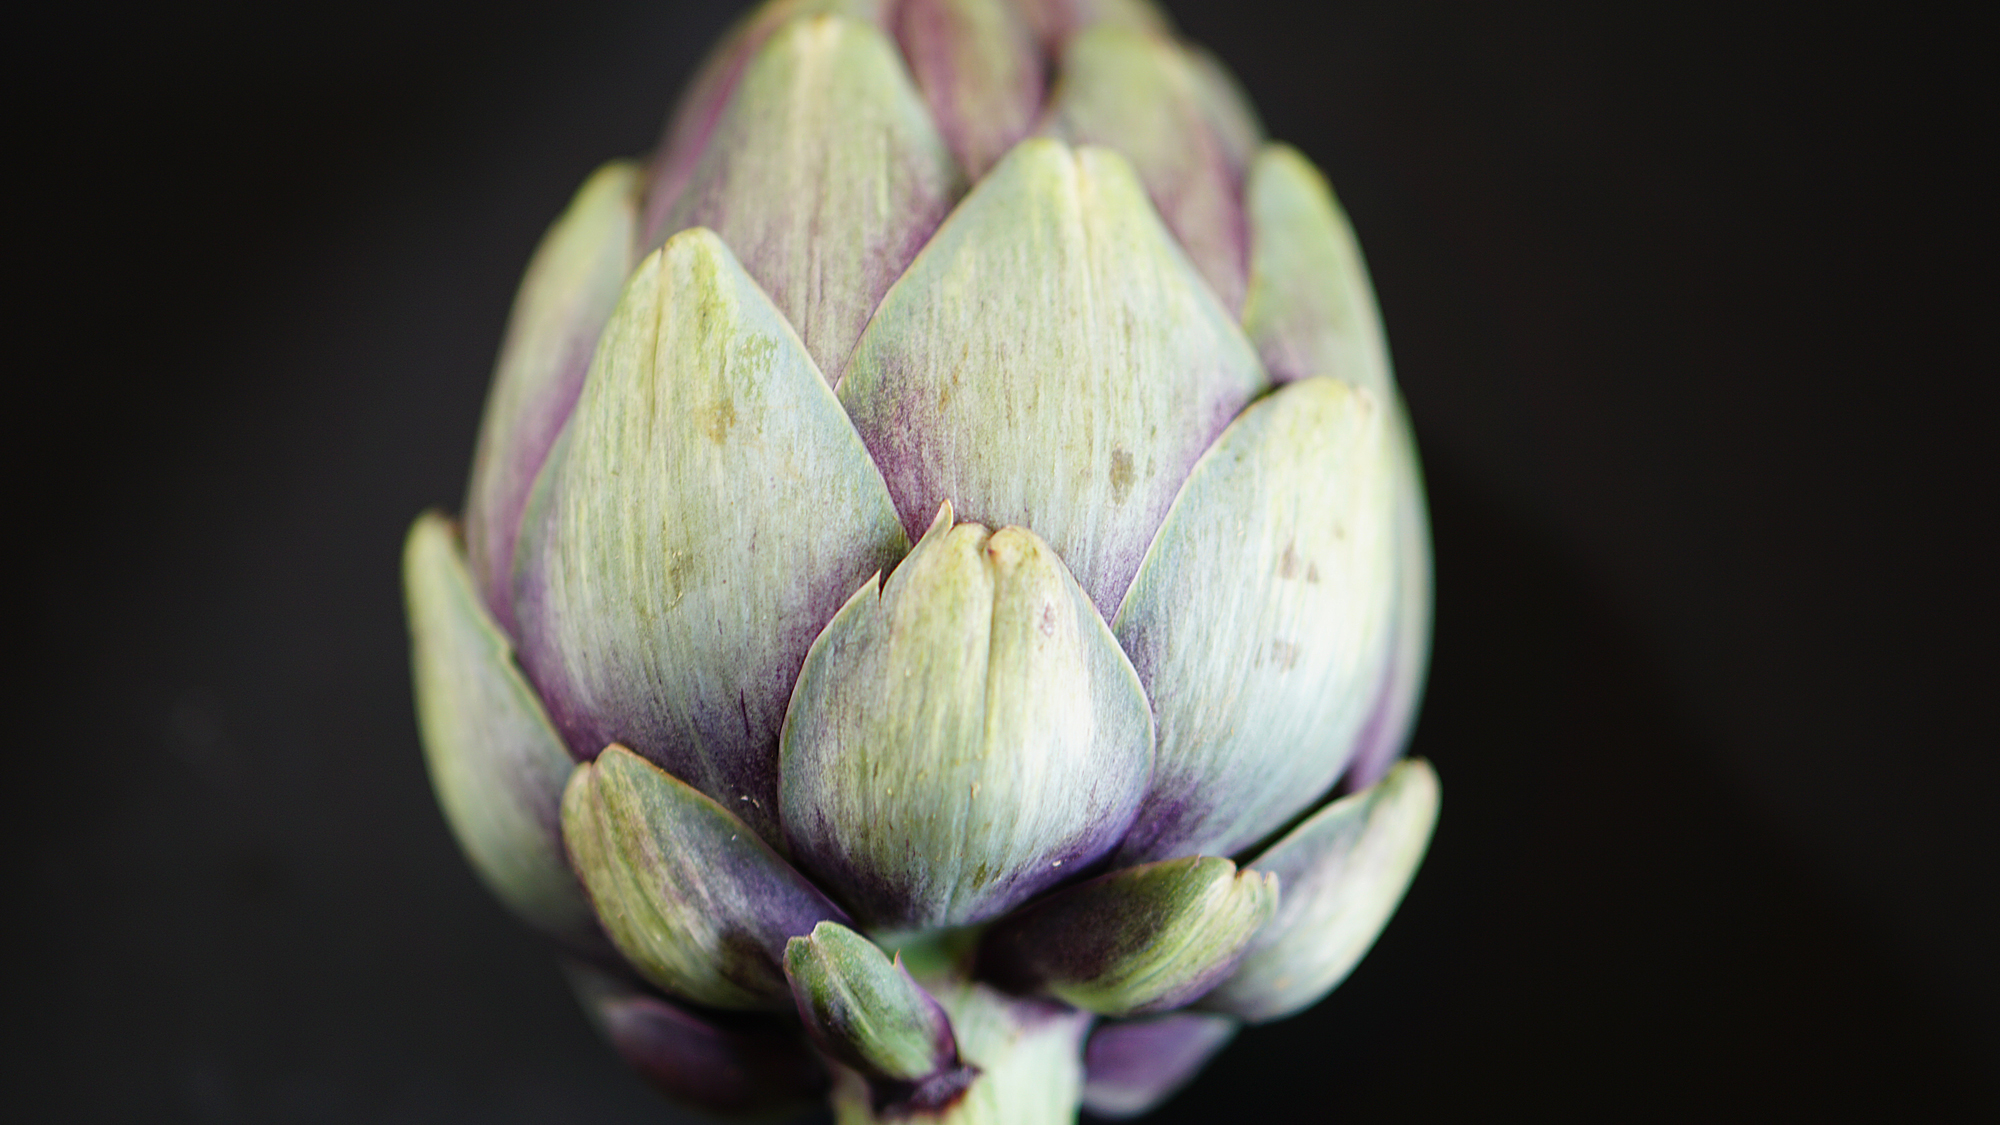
top-left (403, 1), bottom-right (1439, 1120)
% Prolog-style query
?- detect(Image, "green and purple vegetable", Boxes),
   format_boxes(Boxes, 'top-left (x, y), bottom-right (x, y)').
top-left (405, 2), bottom-right (1438, 1119)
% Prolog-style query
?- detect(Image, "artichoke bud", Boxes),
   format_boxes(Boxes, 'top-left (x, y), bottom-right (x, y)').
top-left (408, 0), bottom-right (1439, 1117)
top-left (561, 745), bottom-right (852, 1010)
top-left (977, 855), bottom-right (1279, 1017)
top-left (785, 921), bottom-right (979, 1113)
top-left (781, 503), bottom-right (1153, 930)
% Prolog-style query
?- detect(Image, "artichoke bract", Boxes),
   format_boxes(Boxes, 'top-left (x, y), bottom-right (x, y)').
top-left (404, 1), bottom-right (1439, 1120)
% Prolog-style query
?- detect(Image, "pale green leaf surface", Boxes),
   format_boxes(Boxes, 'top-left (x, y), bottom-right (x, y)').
top-left (1112, 376), bottom-right (1399, 863)
top-left (561, 745), bottom-right (851, 1010)
top-left (462, 162), bottom-right (639, 630)
top-left (1345, 398), bottom-right (1434, 789)
top-left (1043, 26), bottom-right (1257, 311)
top-left (662, 12), bottom-right (962, 380)
top-left (512, 228), bottom-right (909, 845)
top-left (642, 0), bottom-right (893, 241)
top-left (404, 512), bottom-right (593, 940)
top-left (1199, 758), bottom-right (1439, 1023)
top-left (781, 506), bottom-right (1153, 929)
top-left (1241, 144), bottom-right (1393, 392)
top-left (838, 138), bottom-right (1267, 621)
top-left (786, 921), bottom-right (959, 1081)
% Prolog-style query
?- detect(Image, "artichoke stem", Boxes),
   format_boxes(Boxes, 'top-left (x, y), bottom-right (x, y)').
top-left (830, 979), bottom-right (1090, 1125)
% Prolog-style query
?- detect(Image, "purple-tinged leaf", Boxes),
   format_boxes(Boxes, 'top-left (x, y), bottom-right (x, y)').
top-left (1199, 759), bottom-right (1439, 1023)
top-left (978, 855), bottom-right (1276, 1017)
top-left (403, 512), bottom-right (597, 947)
top-left (1042, 26), bottom-right (1260, 312)
top-left (786, 921), bottom-right (979, 1115)
top-left (566, 961), bottom-right (828, 1116)
top-left (461, 163), bottom-right (638, 633)
top-left (781, 506), bottom-right (1153, 930)
top-left (561, 745), bottom-right (853, 1010)
top-left (1081, 1012), bottom-right (1237, 1119)
top-left (1240, 143), bottom-right (1392, 391)
top-left (895, 0), bottom-right (1044, 179)
top-left (1342, 401), bottom-right (1432, 790)
top-left (838, 138), bottom-right (1267, 621)
top-left (510, 228), bottom-right (907, 843)
top-left (1112, 377), bottom-right (1398, 864)
top-left (657, 10), bottom-right (962, 381)
top-left (640, 0), bottom-right (893, 245)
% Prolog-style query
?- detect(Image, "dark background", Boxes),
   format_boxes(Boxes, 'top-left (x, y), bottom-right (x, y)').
top-left (14, 1), bottom-right (1993, 1120)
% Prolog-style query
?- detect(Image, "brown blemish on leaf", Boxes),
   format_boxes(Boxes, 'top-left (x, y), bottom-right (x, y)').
top-left (1277, 540), bottom-right (1302, 579)
top-left (663, 546), bottom-right (695, 607)
top-left (703, 395), bottom-right (738, 443)
top-left (1270, 639), bottom-right (1299, 670)
top-left (1109, 447), bottom-right (1136, 502)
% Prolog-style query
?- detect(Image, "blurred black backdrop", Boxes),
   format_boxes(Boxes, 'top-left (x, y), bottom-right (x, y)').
top-left (12, 1), bottom-right (1994, 1120)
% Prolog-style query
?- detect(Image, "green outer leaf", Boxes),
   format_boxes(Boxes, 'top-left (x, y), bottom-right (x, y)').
top-left (1198, 758), bottom-right (1440, 1023)
top-left (781, 505), bottom-right (1153, 929)
top-left (402, 511), bottom-right (592, 941)
top-left (662, 10), bottom-right (963, 380)
top-left (1112, 376), bottom-right (1399, 863)
top-left (838, 137), bottom-right (1267, 621)
top-left (511, 226), bottom-right (909, 845)
top-left (1241, 143), bottom-right (1393, 392)
top-left (561, 745), bottom-right (851, 1010)
top-left (978, 856), bottom-right (1278, 1018)
top-left (1043, 25), bottom-right (1256, 311)
top-left (461, 161), bottom-right (638, 630)
top-left (785, 921), bottom-right (960, 1082)
top-left (831, 982), bottom-right (1090, 1125)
